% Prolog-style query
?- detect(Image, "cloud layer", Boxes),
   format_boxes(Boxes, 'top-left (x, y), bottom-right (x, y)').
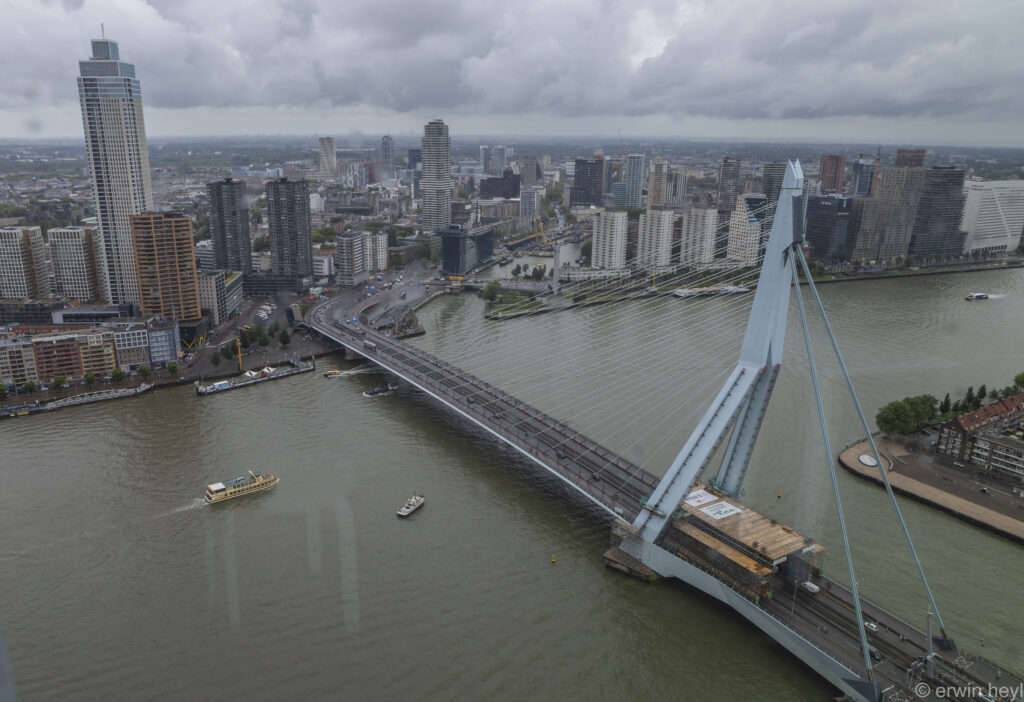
top-left (5, 0), bottom-right (1023, 139)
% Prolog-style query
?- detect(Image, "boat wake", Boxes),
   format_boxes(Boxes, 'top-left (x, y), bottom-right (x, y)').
top-left (337, 368), bottom-right (380, 376)
top-left (162, 498), bottom-right (206, 516)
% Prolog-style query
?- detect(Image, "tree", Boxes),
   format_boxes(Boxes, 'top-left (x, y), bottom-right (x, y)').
top-left (111, 369), bottom-right (125, 383)
top-left (952, 399), bottom-right (962, 413)
top-left (258, 331), bottom-right (270, 347)
top-left (84, 372), bottom-right (95, 386)
top-left (167, 361), bottom-right (179, 376)
top-left (53, 375), bottom-right (66, 389)
top-left (278, 329), bottom-right (290, 346)
top-left (977, 384), bottom-right (988, 401)
top-left (0, 385), bottom-right (7, 402)
top-left (904, 394), bottom-right (938, 427)
top-left (581, 239), bottom-right (592, 261)
top-left (139, 366), bottom-right (151, 379)
top-left (939, 393), bottom-right (951, 414)
top-left (24, 381), bottom-right (37, 394)
top-left (269, 321), bottom-right (280, 335)
top-left (1013, 372), bottom-right (1024, 392)
top-left (252, 235), bottom-right (269, 251)
top-left (876, 400), bottom-right (916, 435)
top-left (211, 351), bottom-right (222, 367)
top-left (482, 281), bottom-right (502, 302)
top-left (963, 386), bottom-right (975, 408)
top-left (511, 263), bottom-right (522, 278)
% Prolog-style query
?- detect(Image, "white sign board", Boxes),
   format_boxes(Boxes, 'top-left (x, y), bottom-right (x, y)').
top-left (700, 501), bottom-right (742, 520)
top-left (684, 489), bottom-right (717, 507)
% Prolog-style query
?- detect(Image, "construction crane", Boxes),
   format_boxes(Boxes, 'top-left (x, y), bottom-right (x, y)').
top-left (535, 213), bottom-right (548, 247)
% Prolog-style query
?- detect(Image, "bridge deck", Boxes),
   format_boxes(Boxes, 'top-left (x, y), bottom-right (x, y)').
top-left (311, 299), bottom-right (662, 520)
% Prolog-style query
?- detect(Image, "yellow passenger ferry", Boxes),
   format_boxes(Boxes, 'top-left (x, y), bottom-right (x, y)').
top-left (324, 369), bottom-right (342, 377)
top-left (204, 471), bottom-right (279, 504)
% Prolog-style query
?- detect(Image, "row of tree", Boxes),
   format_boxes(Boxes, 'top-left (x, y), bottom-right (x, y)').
top-left (876, 372), bottom-right (1024, 435)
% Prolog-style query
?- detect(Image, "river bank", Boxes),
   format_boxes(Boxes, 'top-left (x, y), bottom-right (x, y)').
top-left (837, 436), bottom-right (1024, 545)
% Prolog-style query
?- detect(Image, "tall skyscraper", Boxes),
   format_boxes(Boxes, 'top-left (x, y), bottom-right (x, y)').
top-left (592, 210), bottom-right (628, 269)
top-left (679, 207), bottom-right (717, 265)
top-left (491, 146), bottom-right (506, 175)
top-left (875, 166), bottom-right (925, 259)
top-left (637, 209), bottom-right (674, 268)
top-left (848, 197), bottom-right (883, 262)
top-left (334, 232), bottom-right (368, 287)
top-left (762, 162), bottom-right (787, 209)
top-left (77, 38), bottom-right (153, 306)
top-left (521, 157), bottom-right (539, 191)
top-left (727, 194), bottom-right (769, 266)
top-left (266, 178), bottom-right (313, 279)
top-left (623, 154), bottom-right (645, 209)
top-left (805, 195), bottom-right (852, 263)
top-left (48, 226), bottom-right (102, 300)
top-left (407, 148), bottom-right (422, 170)
top-left (207, 178), bottom-right (252, 273)
top-left (647, 157), bottom-right (667, 210)
top-left (818, 155), bottom-right (847, 194)
top-left (570, 158), bottom-right (603, 207)
top-left (908, 166), bottom-right (967, 257)
top-left (130, 212), bottom-right (201, 322)
top-left (420, 119), bottom-right (453, 234)
top-left (380, 135), bottom-right (394, 176)
top-left (318, 137), bottom-right (337, 178)
top-left (666, 170), bottom-right (687, 208)
top-left (895, 149), bottom-right (926, 168)
top-left (0, 226), bottom-right (51, 299)
top-left (960, 179), bottom-right (1024, 254)
top-left (850, 155), bottom-right (877, 197)
top-left (479, 146), bottom-right (491, 175)
top-left (717, 157), bottom-right (742, 213)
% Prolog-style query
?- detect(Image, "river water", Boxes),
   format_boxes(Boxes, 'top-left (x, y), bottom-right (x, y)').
top-left (1, 267), bottom-right (1022, 700)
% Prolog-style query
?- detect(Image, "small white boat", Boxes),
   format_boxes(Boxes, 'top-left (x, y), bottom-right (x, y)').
top-left (396, 494), bottom-right (424, 517)
top-left (964, 292), bottom-right (990, 301)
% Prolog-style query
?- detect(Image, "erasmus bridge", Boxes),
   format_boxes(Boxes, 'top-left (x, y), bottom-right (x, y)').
top-left (309, 162), bottom-right (1020, 702)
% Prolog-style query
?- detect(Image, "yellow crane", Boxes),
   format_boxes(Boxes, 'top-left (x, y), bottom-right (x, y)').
top-left (535, 213), bottom-right (548, 247)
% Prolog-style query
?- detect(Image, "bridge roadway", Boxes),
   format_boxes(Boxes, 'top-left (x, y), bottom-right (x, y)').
top-left (310, 296), bottom-right (662, 520)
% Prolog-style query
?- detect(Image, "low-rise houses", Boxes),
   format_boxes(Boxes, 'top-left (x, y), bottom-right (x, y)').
top-left (936, 393), bottom-right (1024, 482)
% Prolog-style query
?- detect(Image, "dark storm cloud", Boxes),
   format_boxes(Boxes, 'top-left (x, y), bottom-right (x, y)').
top-left (5, 0), bottom-right (1023, 124)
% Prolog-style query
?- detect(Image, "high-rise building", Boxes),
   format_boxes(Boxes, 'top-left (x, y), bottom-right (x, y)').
top-left (334, 232), bottom-right (368, 286)
top-left (623, 153), bottom-right (645, 209)
top-left (520, 187), bottom-right (540, 223)
top-left (479, 169), bottom-right (521, 199)
top-left (521, 157), bottom-right (540, 191)
top-left (591, 210), bottom-right (628, 269)
top-left (570, 159), bottom-right (603, 207)
top-left (48, 226), bottom-right (102, 300)
top-left (908, 166), bottom-right (967, 257)
top-left (77, 38), bottom-right (154, 306)
top-left (679, 207), bottom-right (717, 265)
top-left (380, 135), bottom-right (393, 176)
top-left (895, 149), bottom-right (926, 168)
top-left (0, 226), bottom-right (51, 299)
top-left (666, 170), bottom-right (687, 208)
top-left (960, 179), bottom-right (1024, 254)
top-left (717, 157), bottom-right (742, 213)
top-left (875, 166), bottom-right (925, 260)
top-left (491, 146), bottom-right (506, 175)
top-left (266, 178), bottom-right (314, 279)
top-left (439, 225), bottom-right (494, 276)
top-left (850, 155), bottom-right (877, 197)
top-left (805, 195), bottom-right (852, 264)
top-left (727, 194), bottom-right (769, 266)
top-left (637, 209), bottom-right (674, 268)
top-left (479, 145), bottom-right (491, 175)
top-left (407, 148), bottom-right (422, 171)
top-left (818, 155), bottom-right (846, 194)
top-left (420, 119), bottom-right (453, 234)
top-left (197, 270), bottom-right (243, 326)
top-left (130, 212), bottom-right (201, 322)
top-left (364, 232), bottom-right (389, 273)
top-left (647, 157), bottom-right (667, 210)
top-left (207, 178), bottom-right (251, 274)
top-left (762, 162), bottom-right (787, 209)
top-left (847, 197), bottom-right (884, 262)
top-left (318, 137), bottom-right (337, 178)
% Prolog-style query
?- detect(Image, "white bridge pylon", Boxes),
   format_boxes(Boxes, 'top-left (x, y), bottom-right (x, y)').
top-left (632, 161), bottom-right (804, 544)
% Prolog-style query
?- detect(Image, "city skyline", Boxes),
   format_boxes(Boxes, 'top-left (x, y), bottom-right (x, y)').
top-left (4, 2), bottom-right (1024, 147)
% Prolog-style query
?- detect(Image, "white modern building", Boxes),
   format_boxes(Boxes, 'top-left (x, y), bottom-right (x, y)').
top-left (420, 119), bottom-right (453, 234)
top-left (961, 179), bottom-right (1024, 254)
top-left (647, 157), bottom-right (667, 210)
top-left (592, 210), bottom-right (628, 270)
top-left (637, 209), bottom-right (674, 269)
top-left (77, 39), bottom-right (154, 306)
top-left (335, 232), bottom-right (368, 286)
top-left (679, 207), bottom-right (718, 266)
top-left (48, 226), bottom-right (102, 300)
top-left (728, 194), bottom-right (770, 266)
top-left (624, 153), bottom-right (645, 209)
top-left (364, 232), bottom-right (388, 272)
top-left (318, 137), bottom-right (337, 178)
top-left (0, 226), bottom-right (51, 299)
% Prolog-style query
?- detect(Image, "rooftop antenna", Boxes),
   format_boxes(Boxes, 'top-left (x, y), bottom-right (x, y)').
top-left (101, 23), bottom-right (105, 39)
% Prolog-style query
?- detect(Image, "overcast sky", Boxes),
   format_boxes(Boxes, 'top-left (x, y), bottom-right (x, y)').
top-left (5, 0), bottom-right (1024, 146)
